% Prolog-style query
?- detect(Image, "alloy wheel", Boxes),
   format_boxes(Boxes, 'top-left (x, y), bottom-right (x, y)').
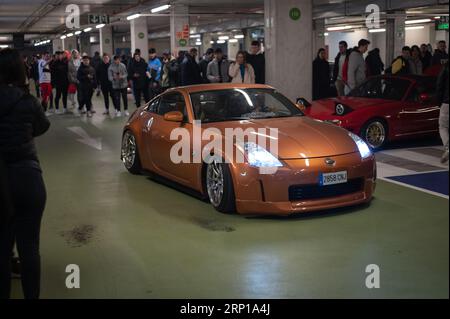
top-left (206, 161), bottom-right (225, 207)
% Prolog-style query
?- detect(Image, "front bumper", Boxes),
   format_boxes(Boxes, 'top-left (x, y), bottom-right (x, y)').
top-left (232, 152), bottom-right (376, 215)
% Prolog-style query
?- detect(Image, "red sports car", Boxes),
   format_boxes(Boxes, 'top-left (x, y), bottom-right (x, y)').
top-left (302, 75), bottom-right (439, 149)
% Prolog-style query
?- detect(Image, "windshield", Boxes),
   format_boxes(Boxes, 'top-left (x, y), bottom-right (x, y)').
top-left (190, 88), bottom-right (303, 123)
top-left (349, 77), bottom-right (412, 101)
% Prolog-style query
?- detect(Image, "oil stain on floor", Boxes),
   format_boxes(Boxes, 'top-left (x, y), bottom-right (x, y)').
top-left (60, 225), bottom-right (97, 248)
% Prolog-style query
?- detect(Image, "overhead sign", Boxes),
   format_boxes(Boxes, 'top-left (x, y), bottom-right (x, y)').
top-left (435, 16), bottom-right (449, 30)
top-left (176, 24), bottom-right (190, 47)
top-left (88, 14), bottom-right (110, 25)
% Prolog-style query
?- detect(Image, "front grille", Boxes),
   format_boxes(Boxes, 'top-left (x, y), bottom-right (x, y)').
top-left (289, 178), bottom-right (364, 201)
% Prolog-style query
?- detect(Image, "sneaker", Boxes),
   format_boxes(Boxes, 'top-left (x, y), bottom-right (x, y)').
top-left (441, 148), bottom-right (449, 164)
top-left (55, 109), bottom-right (62, 114)
top-left (11, 257), bottom-right (21, 279)
top-left (81, 109), bottom-right (87, 114)
top-left (124, 110), bottom-right (130, 117)
top-left (87, 111), bottom-right (93, 118)
top-left (103, 110), bottom-right (109, 115)
top-left (62, 108), bottom-right (67, 114)
top-left (45, 111), bottom-right (53, 117)
top-left (115, 111), bottom-right (122, 118)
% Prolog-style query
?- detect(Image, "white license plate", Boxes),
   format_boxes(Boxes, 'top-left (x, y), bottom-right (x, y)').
top-left (320, 171), bottom-right (348, 186)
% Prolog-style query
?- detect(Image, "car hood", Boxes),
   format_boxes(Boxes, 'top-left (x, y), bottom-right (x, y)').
top-left (307, 97), bottom-right (396, 117)
top-left (202, 116), bottom-right (358, 159)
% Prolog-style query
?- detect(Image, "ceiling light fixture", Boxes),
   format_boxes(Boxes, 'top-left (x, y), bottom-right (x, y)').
top-left (369, 28), bottom-right (386, 33)
top-left (84, 27), bottom-right (93, 32)
top-left (405, 18), bottom-right (431, 25)
top-left (151, 4), bottom-right (171, 13)
top-left (327, 25), bottom-right (352, 31)
top-left (405, 25), bottom-right (425, 30)
top-left (96, 24), bottom-right (105, 29)
top-left (127, 13), bottom-right (141, 21)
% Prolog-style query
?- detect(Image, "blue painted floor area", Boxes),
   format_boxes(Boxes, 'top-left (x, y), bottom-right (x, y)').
top-left (387, 171), bottom-right (449, 196)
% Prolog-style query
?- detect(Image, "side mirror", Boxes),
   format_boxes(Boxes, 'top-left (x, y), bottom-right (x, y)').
top-left (296, 97), bottom-right (312, 107)
top-left (296, 97), bottom-right (311, 111)
top-left (419, 93), bottom-right (431, 103)
top-left (164, 111), bottom-right (184, 122)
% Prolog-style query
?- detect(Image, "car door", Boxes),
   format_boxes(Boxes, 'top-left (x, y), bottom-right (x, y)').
top-left (399, 78), bottom-right (440, 135)
top-left (148, 91), bottom-right (197, 185)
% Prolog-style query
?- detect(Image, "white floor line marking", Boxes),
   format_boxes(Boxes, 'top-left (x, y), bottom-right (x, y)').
top-left (67, 126), bottom-right (103, 151)
top-left (379, 177), bottom-right (449, 200)
top-left (379, 149), bottom-right (449, 170)
top-left (376, 161), bottom-right (416, 178)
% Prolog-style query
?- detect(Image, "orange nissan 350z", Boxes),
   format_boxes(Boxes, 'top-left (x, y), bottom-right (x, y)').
top-left (121, 84), bottom-right (376, 216)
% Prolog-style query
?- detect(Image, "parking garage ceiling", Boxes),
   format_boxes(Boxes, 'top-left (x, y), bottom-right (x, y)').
top-left (0, 0), bottom-right (448, 41)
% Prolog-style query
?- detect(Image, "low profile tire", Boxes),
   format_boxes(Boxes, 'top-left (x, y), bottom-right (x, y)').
top-left (361, 119), bottom-right (388, 150)
top-left (121, 130), bottom-right (142, 175)
top-left (205, 160), bottom-right (236, 214)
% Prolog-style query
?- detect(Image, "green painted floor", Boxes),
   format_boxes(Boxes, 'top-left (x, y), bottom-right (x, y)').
top-left (11, 96), bottom-right (449, 299)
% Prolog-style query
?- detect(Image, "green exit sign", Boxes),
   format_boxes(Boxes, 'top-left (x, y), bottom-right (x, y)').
top-left (435, 16), bottom-right (449, 30)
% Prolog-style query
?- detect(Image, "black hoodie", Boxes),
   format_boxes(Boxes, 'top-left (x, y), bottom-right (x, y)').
top-left (0, 86), bottom-right (50, 165)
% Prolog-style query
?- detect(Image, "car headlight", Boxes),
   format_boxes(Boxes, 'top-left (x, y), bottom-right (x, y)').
top-left (244, 142), bottom-right (283, 167)
top-left (348, 132), bottom-right (372, 159)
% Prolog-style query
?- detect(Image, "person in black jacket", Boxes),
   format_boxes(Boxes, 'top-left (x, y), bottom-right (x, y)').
top-left (180, 48), bottom-right (202, 86)
top-left (97, 53), bottom-right (114, 115)
top-left (30, 55), bottom-right (41, 98)
top-left (365, 48), bottom-right (384, 76)
top-left (436, 62), bottom-right (449, 163)
top-left (420, 43), bottom-right (432, 71)
top-left (432, 41), bottom-right (449, 66)
top-left (246, 41), bottom-right (266, 84)
top-left (51, 51), bottom-right (69, 113)
top-left (0, 48), bottom-right (50, 299)
top-left (313, 48), bottom-right (330, 101)
top-left (128, 52), bottom-right (149, 107)
top-left (76, 55), bottom-right (97, 117)
top-left (333, 41), bottom-right (349, 96)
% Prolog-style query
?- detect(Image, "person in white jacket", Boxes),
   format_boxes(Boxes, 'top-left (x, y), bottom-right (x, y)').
top-left (229, 51), bottom-right (255, 84)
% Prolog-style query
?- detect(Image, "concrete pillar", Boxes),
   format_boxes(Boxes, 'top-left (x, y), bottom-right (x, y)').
top-left (52, 39), bottom-right (63, 53)
top-left (202, 33), bottom-right (213, 55)
top-left (228, 40), bottom-right (240, 61)
top-left (12, 33), bottom-right (25, 50)
top-left (79, 33), bottom-right (91, 56)
top-left (99, 26), bottom-right (114, 56)
top-left (265, 0), bottom-right (313, 101)
top-left (64, 36), bottom-right (77, 52)
top-left (130, 17), bottom-right (148, 56)
top-left (170, 4), bottom-right (190, 55)
top-left (313, 19), bottom-right (326, 58)
top-left (386, 12), bottom-right (406, 65)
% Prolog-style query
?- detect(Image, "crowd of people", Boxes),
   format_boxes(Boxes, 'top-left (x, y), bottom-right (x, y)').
top-left (20, 40), bottom-right (266, 119)
top-left (313, 38), bottom-right (449, 163)
top-left (313, 39), bottom-right (449, 100)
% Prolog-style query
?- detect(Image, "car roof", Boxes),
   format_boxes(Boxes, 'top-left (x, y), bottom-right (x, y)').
top-left (165, 83), bottom-right (275, 94)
